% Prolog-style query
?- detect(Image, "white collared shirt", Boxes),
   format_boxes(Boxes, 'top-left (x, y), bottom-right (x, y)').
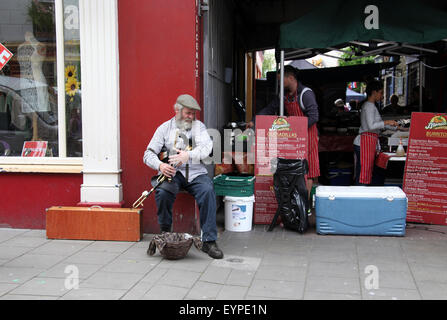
top-left (143, 117), bottom-right (212, 182)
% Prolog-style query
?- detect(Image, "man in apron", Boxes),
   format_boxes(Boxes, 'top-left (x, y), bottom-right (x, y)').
top-left (253, 65), bottom-right (320, 201)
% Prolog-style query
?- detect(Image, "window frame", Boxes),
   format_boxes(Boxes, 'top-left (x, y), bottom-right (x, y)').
top-left (0, 0), bottom-right (83, 173)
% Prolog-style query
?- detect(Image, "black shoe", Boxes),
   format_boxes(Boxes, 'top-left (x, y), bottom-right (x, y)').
top-left (202, 241), bottom-right (224, 259)
top-left (160, 224), bottom-right (171, 233)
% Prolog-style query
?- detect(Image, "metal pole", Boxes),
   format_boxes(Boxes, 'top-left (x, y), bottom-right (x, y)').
top-left (280, 50), bottom-right (284, 116)
top-left (419, 60), bottom-right (423, 112)
top-left (275, 62), bottom-right (279, 95)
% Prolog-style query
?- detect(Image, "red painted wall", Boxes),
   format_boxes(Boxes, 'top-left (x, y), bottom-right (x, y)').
top-left (0, 1), bottom-right (203, 232)
top-left (118, 0), bottom-right (202, 233)
top-left (0, 173), bottom-right (82, 229)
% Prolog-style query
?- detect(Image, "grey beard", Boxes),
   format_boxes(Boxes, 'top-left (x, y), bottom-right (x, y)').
top-left (176, 118), bottom-right (193, 131)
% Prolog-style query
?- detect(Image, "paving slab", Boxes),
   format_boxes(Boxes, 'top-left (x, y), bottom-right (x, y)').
top-left (100, 258), bottom-right (157, 274)
top-left (247, 279), bottom-right (305, 300)
top-left (60, 287), bottom-right (127, 300)
top-left (225, 269), bottom-right (255, 287)
top-left (362, 287), bottom-right (421, 300)
top-left (304, 291), bottom-right (361, 300)
top-left (79, 271), bottom-right (144, 290)
top-left (0, 283), bottom-right (18, 296)
top-left (38, 262), bottom-right (103, 280)
top-left (63, 251), bottom-right (121, 265)
top-left (186, 281), bottom-right (223, 300)
top-left (416, 281), bottom-right (447, 300)
top-left (157, 269), bottom-right (202, 289)
top-left (0, 266), bottom-right (45, 284)
top-left (142, 284), bottom-right (189, 300)
top-left (0, 294), bottom-right (58, 300)
top-left (0, 245), bottom-right (33, 261)
top-left (216, 285), bottom-right (248, 300)
top-left (1, 224), bottom-right (447, 300)
top-left (199, 266), bottom-right (232, 284)
top-left (9, 277), bottom-right (71, 296)
top-left (305, 275), bottom-right (361, 295)
top-left (29, 241), bottom-right (87, 256)
top-left (3, 254), bottom-right (67, 269)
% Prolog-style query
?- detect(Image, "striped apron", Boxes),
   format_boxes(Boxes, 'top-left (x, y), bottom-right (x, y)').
top-left (359, 132), bottom-right (379, 185)
top-left (285, 93), bottom-right (320, 178)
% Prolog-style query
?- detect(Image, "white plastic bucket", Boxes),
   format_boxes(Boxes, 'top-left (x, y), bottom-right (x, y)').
top-left (223, 195), bottom-right (255, 232)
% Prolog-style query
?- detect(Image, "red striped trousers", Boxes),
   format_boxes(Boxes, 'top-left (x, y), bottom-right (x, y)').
top-left (359, 132), bottom-right (379, 185)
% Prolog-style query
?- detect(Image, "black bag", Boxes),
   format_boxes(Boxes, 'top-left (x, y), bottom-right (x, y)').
top-left (268, 158), bottom-right (309, 233)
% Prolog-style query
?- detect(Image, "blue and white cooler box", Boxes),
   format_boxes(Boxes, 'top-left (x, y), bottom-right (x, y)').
top-left (223, 195), bottom-right (255, 232)
top-left (315, 186), bottom-right (407, 236)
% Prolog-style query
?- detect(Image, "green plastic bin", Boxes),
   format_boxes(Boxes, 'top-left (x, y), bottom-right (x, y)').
top-left (213, 175), bottom-right (255, 197)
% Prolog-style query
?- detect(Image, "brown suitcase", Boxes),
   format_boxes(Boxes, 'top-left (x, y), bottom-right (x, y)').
top-left (46, 206), bottom-right (143, 241)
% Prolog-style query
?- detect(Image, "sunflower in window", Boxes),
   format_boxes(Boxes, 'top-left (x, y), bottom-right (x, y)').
top-left (65, 65), bottom-right (77, 79)
top-left (65, 77), bottom-right (80, 98)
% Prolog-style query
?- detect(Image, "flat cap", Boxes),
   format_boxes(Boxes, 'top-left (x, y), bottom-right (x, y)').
top-left (334, 98), bottom-right (345, 107)
top-left (176, 94), bottom-right (201, 111)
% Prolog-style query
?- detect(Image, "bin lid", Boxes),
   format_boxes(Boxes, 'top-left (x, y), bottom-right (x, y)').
top-left (316, 186), bottom-right (406, 199)
top-left (223, 195), bottom-right (255, 202)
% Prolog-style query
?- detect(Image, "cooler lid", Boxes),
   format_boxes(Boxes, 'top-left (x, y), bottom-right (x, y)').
top-left (316, 186), bottom-right (407, 199)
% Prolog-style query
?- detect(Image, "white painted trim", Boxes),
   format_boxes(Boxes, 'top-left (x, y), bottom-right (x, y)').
top-left (55, 0), bottom-right (67, 157)
top-left (0, 157), bottom-right (82, 165)
top-left (79, 0), bottom-right (122, 203)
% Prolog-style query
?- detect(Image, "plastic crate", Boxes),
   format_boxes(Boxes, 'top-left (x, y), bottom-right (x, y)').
top-left (213, 175), bottom-right (255, 197)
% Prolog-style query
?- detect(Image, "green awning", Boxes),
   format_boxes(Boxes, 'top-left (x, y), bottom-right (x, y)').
top-left (280, 0), bottom-right (447, 50)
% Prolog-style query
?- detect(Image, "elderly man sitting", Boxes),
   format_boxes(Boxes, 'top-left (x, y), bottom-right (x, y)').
top-left (143, 94), bottom-right (223, 259)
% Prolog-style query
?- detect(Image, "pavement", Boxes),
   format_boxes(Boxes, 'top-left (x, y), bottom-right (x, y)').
top-left (1, 213), bottom-right (447, 300)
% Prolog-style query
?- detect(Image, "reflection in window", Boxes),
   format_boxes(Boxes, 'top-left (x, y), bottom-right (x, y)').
top-left (0, 0), bottom-right (82, 158)
top-left (64, 0), bottom-right (81, 157)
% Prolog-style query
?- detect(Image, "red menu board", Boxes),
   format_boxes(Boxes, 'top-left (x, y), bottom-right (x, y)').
top-left (403, 112), bottom-right (447, 225)
top-left (254, 116), bottom-right (308, 224)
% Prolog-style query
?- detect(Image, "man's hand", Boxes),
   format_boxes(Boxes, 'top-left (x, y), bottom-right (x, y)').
top-left (159, 162), bottom-right (176, 178)
top-left (168, 148), bottom-right (190, 167)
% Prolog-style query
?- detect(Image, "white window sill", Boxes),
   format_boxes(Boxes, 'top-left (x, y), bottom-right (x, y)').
top-left (0, 157), bottom-right (83, 173)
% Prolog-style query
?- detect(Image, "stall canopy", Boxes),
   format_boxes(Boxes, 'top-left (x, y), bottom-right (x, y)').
top-left (279, 0), bottom-right (447, 59)
top-left (297, 61), bottom-right (398, 84)
top-left (275, 0), bottom-right (447, 115)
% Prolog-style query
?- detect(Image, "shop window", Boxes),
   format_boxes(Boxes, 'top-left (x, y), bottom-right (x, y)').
top-left (0, 0), bottom-right (81, 161)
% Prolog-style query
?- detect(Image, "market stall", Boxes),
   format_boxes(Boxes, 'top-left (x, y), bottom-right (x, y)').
top-left (265, 0), bottom-right (447, 230)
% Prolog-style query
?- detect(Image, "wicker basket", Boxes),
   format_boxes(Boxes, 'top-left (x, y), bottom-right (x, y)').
top-left (147, 232), bottom-right (202, 260)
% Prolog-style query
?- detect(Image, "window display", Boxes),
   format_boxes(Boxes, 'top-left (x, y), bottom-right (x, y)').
top-left (0, 0), bottom-right (81, 158)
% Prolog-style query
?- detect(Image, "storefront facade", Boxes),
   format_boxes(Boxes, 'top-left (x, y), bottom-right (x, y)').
top-left (2, 1), bottom-right (446, 233)
top-left (0, 0), bottom-right (202, 233)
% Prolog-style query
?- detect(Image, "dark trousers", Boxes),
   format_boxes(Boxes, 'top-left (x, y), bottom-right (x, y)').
top-left (154, 173), bottom-right (217, 242)
top-left (354, 145), bottom-right (385, 186)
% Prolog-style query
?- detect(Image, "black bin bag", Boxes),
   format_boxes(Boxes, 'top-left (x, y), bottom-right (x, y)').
top-left (268, 158), bottom-right (309, 233)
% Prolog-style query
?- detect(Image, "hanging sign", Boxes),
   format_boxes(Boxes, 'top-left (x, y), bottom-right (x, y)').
top-left (0, 43), bottom-right (13, 71)
top-left (254, 116), bottom-right (308, 224)
top-left (403, 112), bottom-right (447, 225)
